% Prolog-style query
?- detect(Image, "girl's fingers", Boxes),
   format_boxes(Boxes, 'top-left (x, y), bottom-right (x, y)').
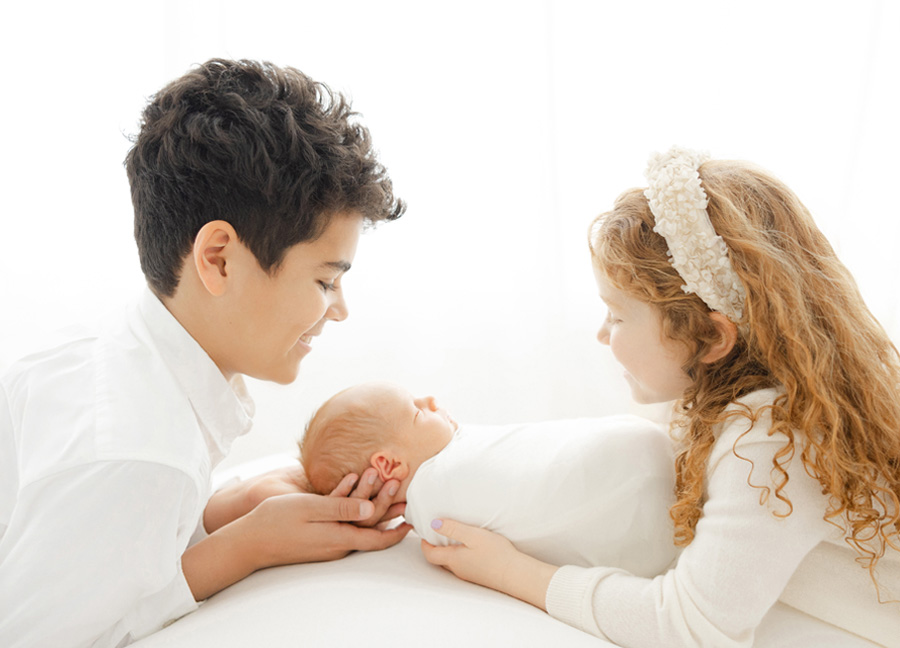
top-left (429, 518), bottom-right (480, 545)
top-left (420, 538), bottom-right (454, 567)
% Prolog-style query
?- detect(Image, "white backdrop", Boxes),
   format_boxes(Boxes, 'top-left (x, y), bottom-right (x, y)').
top-left (2, 0), bottom-right (897, 468)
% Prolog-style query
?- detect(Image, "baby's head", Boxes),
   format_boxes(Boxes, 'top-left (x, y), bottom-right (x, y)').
top-left (300, 382), bottom-right (457, 497)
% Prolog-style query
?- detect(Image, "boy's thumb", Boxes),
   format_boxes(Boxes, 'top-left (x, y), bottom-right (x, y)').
top-left (316, 496), bottom-right (374, 522)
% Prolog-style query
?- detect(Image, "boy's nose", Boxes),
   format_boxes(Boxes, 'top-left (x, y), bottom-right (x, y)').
top-left (327, 292), bottom-right (349, 322)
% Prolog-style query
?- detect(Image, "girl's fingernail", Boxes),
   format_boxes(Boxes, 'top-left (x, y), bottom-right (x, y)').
top-left (360, 501), bottom-right (374, 518)
top-left (431, 519), bottom-right (443, 530)
top-left (389, 484), bottom-right (398, 496)
top-left (368, 473), bottom-right (376, 485)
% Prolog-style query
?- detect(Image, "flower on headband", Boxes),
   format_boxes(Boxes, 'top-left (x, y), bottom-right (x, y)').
top-left (644, 146), bottom-right (746, 321)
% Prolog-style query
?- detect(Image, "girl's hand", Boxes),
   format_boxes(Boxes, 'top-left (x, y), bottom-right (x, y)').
top-left (421, 518), bottom-right (559, 610)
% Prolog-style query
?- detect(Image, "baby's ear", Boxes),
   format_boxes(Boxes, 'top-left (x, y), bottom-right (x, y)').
top-left (370, 451), bottom-right (409, 482)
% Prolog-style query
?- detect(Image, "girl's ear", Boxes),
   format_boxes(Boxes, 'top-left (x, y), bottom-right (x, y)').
top-left (370, 452), bottom-right (410, 482)
top-left (192, 220), bottom-right (238, 297)
top-left (701, 312), bottom-right (738, 364)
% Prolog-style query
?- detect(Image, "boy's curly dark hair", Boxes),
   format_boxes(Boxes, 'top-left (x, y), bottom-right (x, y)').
top-left (125, 58), bottom-right (405, 297)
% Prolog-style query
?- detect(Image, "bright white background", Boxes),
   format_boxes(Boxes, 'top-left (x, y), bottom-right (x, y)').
top-left (1, 1), bottom-right (898, 469)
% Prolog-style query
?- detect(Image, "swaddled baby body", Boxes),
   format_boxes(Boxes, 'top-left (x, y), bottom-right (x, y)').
top-left (300, 382), bottom-right (678, 577)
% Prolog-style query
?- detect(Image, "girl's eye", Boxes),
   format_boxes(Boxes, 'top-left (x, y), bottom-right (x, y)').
top-left (318, 280), bottom-right (337, 292)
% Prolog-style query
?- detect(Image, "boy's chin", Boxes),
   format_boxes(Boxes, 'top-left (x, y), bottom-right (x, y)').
top-left (252, 361), bottom-right (302, 385)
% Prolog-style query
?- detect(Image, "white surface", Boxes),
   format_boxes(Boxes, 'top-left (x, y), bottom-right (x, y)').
top-left (129, 530), bottom-right (884, 648)
top-left (131, 533), bottom-right (611, 648)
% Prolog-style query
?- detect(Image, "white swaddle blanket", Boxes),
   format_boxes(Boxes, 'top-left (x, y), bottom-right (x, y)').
top-left (405, 415), bottom-right (678, 577)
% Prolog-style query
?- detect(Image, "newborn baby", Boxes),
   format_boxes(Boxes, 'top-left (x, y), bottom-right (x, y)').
top-left (300, 382), bottom-right (677, 576)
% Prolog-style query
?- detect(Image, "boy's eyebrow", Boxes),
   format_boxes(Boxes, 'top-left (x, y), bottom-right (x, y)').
top-left (319, 261), bottom-right (351, 273)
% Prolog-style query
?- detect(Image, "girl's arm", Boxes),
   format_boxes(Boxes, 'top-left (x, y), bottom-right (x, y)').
top-left (421, 519), bottom-right (559, 610)
top-left (421, 399), bottom-right (837, 647)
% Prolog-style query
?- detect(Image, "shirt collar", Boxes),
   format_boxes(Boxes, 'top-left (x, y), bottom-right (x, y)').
top-left (135, 287), bottom-right (255, 462)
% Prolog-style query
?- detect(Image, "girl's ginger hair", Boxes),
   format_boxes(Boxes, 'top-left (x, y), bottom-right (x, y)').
top-left (590, 159), bottom-right (900, 580)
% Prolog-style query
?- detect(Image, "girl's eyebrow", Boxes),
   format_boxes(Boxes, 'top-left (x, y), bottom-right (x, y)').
top-left (599, 295), bottom-right (618, 308)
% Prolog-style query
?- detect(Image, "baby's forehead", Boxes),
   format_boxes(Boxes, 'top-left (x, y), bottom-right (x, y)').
top-left (349, 382), bottom-right (408, 406)
top-left (322, 382), bottom-right (409, 420)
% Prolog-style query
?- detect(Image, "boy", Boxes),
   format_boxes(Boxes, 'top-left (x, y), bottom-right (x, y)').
top-left (300, 382), bottom-right (678, 576)
top-left (0, 59), bottom-right (410, 648)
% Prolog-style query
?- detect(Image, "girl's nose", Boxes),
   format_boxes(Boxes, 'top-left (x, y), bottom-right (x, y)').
top-left (597, 322), bottom-right (610, 346)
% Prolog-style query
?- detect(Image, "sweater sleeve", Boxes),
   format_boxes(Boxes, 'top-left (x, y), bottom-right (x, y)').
top-left (545, 400), bottom-right (832, 648)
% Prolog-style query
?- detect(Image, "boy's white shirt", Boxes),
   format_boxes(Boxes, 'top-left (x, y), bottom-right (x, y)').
top-left (0, 288), bottom-right (254, 648)
top-left (405, 416), bottom-right (679, 578)
top-left (545, 387), bottom-right (900, 647)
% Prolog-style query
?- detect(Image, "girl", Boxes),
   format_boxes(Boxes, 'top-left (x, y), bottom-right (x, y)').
top-left (421, 147), bottom-right (900, 647)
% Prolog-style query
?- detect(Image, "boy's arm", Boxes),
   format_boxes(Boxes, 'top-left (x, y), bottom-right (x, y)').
top-left (203, 464), bottom-right (309, 533)
top-left (184, 492), bottom-right (412, 601)
top-left (203, 466), bottom-right (404, 533)
top-left (0, 462), bottom-right (201, 648)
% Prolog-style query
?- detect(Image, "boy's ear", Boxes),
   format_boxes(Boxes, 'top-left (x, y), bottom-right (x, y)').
top-left (700, 312), bottom-right (738, 364)
top-left (192, 220), bottom-right (238, 297)
top-left (370, 451), bottom-right (410, 483)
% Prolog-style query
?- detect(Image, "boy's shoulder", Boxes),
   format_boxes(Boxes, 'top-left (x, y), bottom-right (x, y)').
top-left (3, 304), bottom-right (205, 487)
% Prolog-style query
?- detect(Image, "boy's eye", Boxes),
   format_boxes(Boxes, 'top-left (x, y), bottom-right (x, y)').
top-left (318, 281), bottom-right (336, 292)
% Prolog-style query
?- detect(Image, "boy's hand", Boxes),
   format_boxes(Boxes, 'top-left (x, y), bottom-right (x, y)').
top-left (184, 492), bottom-right (412, 601)
top-left (420, 518), bottom-right (558, 611)
top-left (330, 467), bottom-right (406, 528)
top-left (242, 491), bottom-right (412, 567)
top-left (203, 464), bottom-right (310, 533)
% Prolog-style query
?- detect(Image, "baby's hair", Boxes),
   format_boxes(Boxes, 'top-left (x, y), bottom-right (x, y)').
top-left (299, 388), bottom-right (394, 495)
top-left (590, 159), bottom-right (900, 580)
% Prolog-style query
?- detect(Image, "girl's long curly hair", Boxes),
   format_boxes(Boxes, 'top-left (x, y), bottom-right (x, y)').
top-left (590, 159), bottom-right (900, 583)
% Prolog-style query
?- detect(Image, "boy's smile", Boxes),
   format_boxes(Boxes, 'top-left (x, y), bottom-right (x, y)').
top-left (185, 213), bottom-right (364, 384)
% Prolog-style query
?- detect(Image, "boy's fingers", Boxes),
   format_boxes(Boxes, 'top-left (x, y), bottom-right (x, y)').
top-left (383, 501), bottom-right (407, 520)
top-left (309, 494), bottom-right (374, 522)
top-left (352, 522), bottom-right (413, 551)
top-left (329, 473), bottom-right (359, 498)
top-left (347, 467), bottom-right (380, 500)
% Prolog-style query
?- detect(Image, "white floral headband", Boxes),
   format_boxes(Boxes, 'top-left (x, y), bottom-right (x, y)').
top-left (643, 146), bottom-right (746, 322)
